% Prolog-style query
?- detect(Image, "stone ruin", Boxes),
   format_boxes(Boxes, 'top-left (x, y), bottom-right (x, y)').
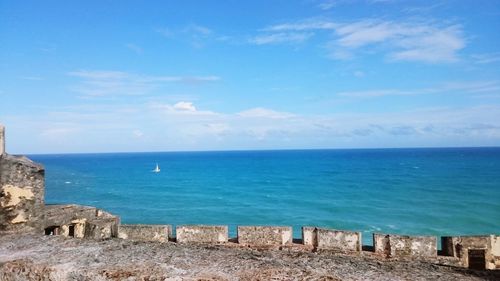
top-left (0, 124), bottom-right (499, 270)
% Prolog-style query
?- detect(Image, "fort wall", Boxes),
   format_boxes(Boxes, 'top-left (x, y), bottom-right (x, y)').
top-left (0, 125), bottom-right (498, 270)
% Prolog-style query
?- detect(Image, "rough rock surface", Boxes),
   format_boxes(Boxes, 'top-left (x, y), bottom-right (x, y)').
top-left (0, 154), bottom-right (44, 231)
top-left (1, 233), bottom-right (499, 281)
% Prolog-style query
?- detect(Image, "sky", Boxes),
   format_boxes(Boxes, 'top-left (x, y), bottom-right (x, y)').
top-left (1, 0), bottom-right (500, 154)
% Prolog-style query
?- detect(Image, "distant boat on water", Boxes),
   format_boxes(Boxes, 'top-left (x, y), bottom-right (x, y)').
top-left (153, 163), bottom-right (160, 173)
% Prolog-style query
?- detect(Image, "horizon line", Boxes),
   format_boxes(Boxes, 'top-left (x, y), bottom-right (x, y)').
top-left (21, 145), bottom-right (500, 156)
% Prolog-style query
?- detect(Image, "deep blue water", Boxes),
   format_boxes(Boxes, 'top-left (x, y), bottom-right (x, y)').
top-left (30, 148), bottom-right (500, 244)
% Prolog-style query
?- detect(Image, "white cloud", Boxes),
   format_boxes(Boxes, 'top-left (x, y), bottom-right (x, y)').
top-left (133, 130), bottom-right (144, 138)
top-left (265, 19), bottom-right (337, 32)
top-left (249, 32), bottom-right (313, 45)
top-left (173, 101), bottom-right (197, 112)
top-left (6, 100), bottom-right (500, 153)
top-left (259, 18), bottom-right (466, 63)
top-left (238, 107), bottom-right (295, 119)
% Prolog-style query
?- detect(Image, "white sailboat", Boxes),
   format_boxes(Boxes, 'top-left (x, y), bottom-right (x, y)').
top-left (153, 163), bottom-right (160, 173)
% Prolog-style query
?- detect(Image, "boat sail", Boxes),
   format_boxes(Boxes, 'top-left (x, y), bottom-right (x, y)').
top-left (153, 163), bottom-right (160, 173)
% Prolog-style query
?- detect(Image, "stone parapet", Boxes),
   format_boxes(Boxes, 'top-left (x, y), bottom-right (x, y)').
top-left (176, 225), bottom-right (228, 244)
top-left (118, 224), bottom-right (172, 242)
top-left (237, 226), bottom-right (292, 246)
top-left (373, 233), bottom-right (437, 259)
top-left (303, 227), bottom-right (361, 252)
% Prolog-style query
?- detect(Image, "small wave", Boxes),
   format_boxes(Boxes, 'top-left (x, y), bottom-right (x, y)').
top-left (65, 181), bottom-right (71, 184)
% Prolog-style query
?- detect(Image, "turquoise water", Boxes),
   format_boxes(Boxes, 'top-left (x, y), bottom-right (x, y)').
top-left (30, 148), bottom-right (500, 244)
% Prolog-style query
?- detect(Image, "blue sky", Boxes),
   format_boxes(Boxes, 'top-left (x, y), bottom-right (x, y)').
top-left (1, 0), bottom-right (500, 153)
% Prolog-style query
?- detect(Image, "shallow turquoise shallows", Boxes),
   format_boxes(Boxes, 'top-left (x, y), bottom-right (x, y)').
top-left (30, 148), bottom-right (500, 244)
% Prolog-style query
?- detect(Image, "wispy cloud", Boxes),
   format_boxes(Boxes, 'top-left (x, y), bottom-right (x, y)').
top-left (6, 99), bottom-right (500, 153)
top-left (264, 19), bottom-right (338, 32)
top-left (19, 76), bottom-right (44, 81)
top-left (337, 80), bottom-right (500, 98)
top-left (471, 52), bottom-right (500, 64)
top-left (238, 107), bottom-right (295, 119)
top-left (249, 32), bottom-right (313, 45)
top-left (68, 70), bottom-right (220, 97)
top-left (259, 18), bottom-right (465, 63)
top-left (183, 24), bottom-right (212, 36)
top-left (317, 0), bottom-right (338, 10)
top-left (156, 23), bottom-right (217, 48)
top-left (125, 43), bottom-right (143, 54)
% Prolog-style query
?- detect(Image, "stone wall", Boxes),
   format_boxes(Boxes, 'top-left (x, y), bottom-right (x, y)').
top-left (441, 235), bottom-right (500, 270)
top-left (373, 233), bottom-right (437, 259)
top-left (303, 227), bottom-right (361, 252)
top-left (118, 224), bottom-right (172, 242)
top-left (176, 225), bottom-right (228, 244)
top-left (237, 226), bottom-right (292, 247)
top-left (0, 154), bottom-right (45, 231)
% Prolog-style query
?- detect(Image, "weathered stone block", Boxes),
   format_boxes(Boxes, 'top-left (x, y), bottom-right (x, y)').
top-left (118, 224), bottom-right (172, 242)
top-left (302, 227), bottom-right (361, 252)
top-left (0, 154), bottom-right (44, 231)
top-left (84, 217), bottom-right (119, 240)
top-left (41, 204), bottom-right (119, 240)
top-left (176, 225), bottom-right (228, 244)
top-left (373, 233), bottom-right (437, 258)
top-left (302, 226), bottom-right (317, 246)
top-left (237, 226), bottom-right (292, 246)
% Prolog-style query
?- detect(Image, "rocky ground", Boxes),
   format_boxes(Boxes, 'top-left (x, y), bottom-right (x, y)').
top-left (1, 233), bottom-right (499, 281)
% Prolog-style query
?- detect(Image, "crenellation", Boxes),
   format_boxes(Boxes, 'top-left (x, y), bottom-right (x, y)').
top-left (0, 124), bottom-right (498, 271)
top-left (373, 233), bottom-right (437, 259)
top-left (176, 225), bottom-right (228, 244)
top-left (237, 226), bottom-right (292, 247)
top-left (118, 224), bottom-right (172, 242)
top-left (303, 227), bottom-right (362, 252)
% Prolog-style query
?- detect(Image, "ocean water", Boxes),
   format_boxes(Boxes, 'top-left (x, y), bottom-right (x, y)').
top-left (30, 148), bottom-right (500, 244)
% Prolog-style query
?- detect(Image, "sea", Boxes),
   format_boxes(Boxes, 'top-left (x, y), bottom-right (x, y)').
top-left (30, 147), bottom-right (500, 245)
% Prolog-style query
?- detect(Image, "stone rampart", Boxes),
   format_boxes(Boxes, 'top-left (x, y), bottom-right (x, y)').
top-left (237, 226), bottom-right (292, 246)
top-left (176, 225), bottom-right (228, 244)
top-left (303, 227), bottom-right (361, 252)
top-left (373, 233), bottom-right (437, 259)
top-left (118, 224), bottom-right (172, 242)
top-left (1, 125), bottom-right (499, 271)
